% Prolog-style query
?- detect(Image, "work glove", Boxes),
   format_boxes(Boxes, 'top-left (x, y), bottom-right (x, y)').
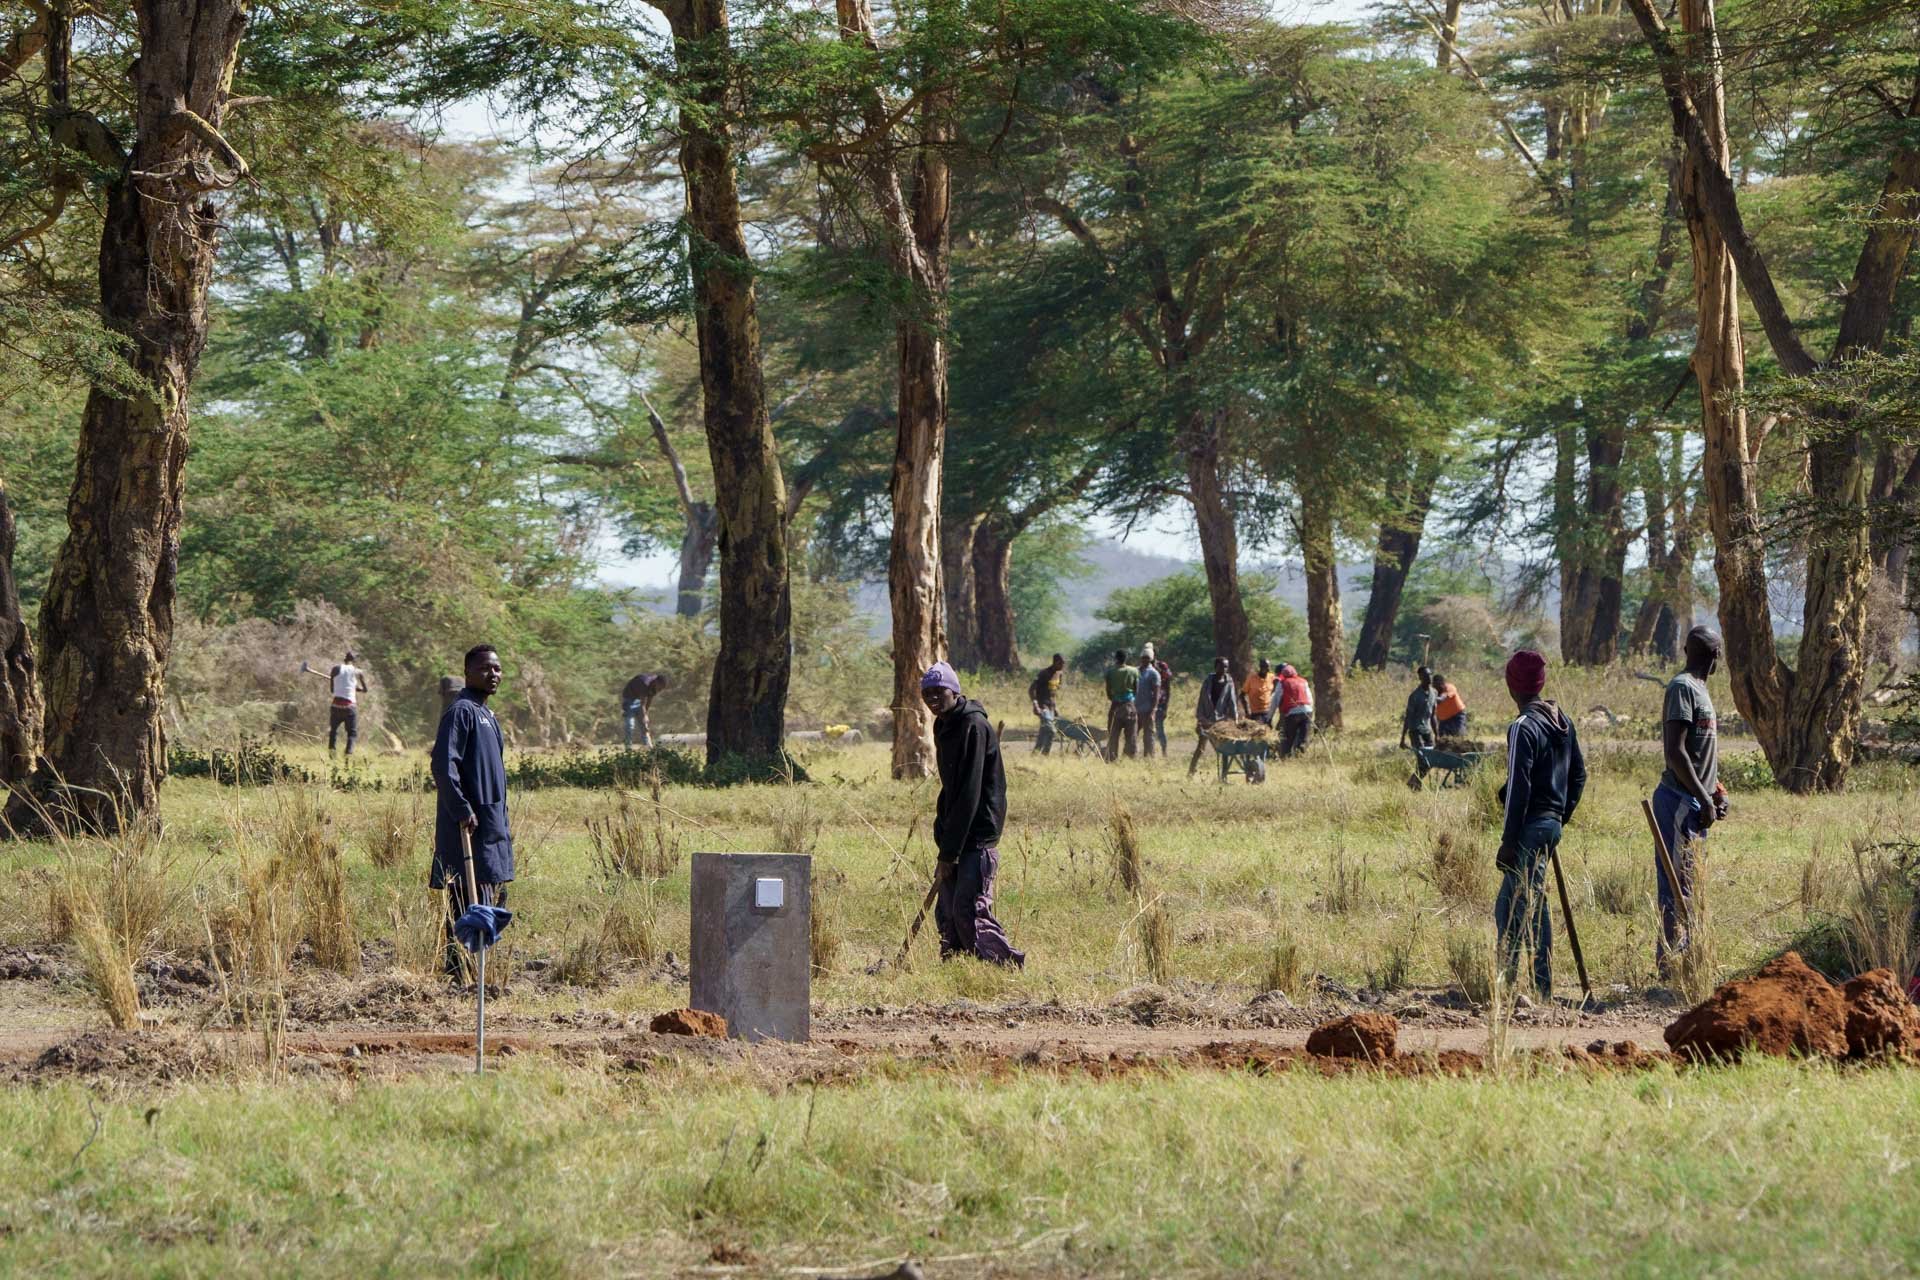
top-left (1713, 784), bottom-right (1730, 822)
top-left (1495, 842), bottom-right (1520, 875)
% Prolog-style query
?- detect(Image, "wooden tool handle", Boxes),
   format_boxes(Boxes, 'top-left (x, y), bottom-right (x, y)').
top-left (460, 823), bottom-right (481, 904)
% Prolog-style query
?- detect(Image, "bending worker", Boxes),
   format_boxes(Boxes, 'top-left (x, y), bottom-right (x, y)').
top-left (621, 672), bottom-right (668, 749)
top-left (1276, 663), bottom-right (1313, 757)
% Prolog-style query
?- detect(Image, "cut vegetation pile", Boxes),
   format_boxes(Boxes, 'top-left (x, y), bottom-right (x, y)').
top-left (1664, 951), bottom-right (1920, 1062)
top-left (1204, 720), bottom-right (1279, 745)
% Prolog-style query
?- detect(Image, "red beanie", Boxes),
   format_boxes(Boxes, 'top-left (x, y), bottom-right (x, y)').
top-left (1505, 649), bottom-right (1548, 698)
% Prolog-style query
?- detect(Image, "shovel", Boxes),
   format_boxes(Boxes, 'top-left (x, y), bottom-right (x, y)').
top-left (455, 825), bottom-right (513, 1073)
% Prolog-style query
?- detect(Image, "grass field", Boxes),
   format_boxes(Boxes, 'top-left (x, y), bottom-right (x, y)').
top-left (6, 1059), bottom-right (1920, 1276)
top-left (2, 662), bottom-right (1917, 1276)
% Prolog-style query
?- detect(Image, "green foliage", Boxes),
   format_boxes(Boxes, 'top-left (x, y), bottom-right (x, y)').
top-left (508, 748), bottom-right (706, 790)
top-left (168, 741), bottom-right (314, 787)
top-left (1009, 521), bottom-right (1095, 657)
top-left (1075, 570), bottom-right (1305, 676)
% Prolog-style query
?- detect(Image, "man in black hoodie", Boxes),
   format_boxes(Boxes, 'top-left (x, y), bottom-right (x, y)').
top-left (1494, 649), bottom-right (1586, 997)
top-left (920, 662), bottom-right (1024, 967)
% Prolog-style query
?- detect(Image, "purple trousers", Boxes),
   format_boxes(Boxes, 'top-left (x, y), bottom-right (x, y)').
top-left (936, 845), bottom-right (1025, 967)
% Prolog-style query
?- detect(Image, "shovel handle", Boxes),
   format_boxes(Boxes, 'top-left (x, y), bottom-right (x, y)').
top-left (460, 823), bottom-right (481, 905)
top-left (1641, 798), bottom-right (1691, 932)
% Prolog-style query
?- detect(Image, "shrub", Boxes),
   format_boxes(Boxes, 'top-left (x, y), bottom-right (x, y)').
top-left (509, 747), bottom-right (704, 789)
top-left (169, 739), bottom-right (313, 786)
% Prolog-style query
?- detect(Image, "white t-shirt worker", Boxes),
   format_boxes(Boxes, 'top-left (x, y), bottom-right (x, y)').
top-left (324, 651), bottom-right (369, 756)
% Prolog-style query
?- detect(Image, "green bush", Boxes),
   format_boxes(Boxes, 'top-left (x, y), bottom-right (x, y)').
top-left (168, 740), bottom-right (314, 786)
top-left (508, 747), bottom-right (706, 789)
top-left (1074, 569), bottom-right (1306, 677)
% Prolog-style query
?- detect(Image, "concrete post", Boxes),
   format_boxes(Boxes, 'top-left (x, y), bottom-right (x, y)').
top-left (689, 852), bottom-right (811, 1042)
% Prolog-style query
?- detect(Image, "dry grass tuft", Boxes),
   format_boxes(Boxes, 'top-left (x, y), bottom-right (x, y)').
top-left (1592, 863), bottom-right (1647, 916)
top-left (272, 791), bottom-right (359, 976)
top-left (1425, 831), bottom-right (1487, 907)
top-left (362, 792), bottom-right (424, 871)
top-left (1260, 929), bottom-right (1307, 998)
top-left (1107, 805), bottom-right (1145, 898)
top-left (1137, 897), bottom-right (1173, 984)
top-left (72, 915), bottom-right (142, 1029)
top-left (771, 782), bottom-right (824, 857)
top-left (1668, 835), bottom-right (1719, 1005)
top-left (590, 779), bottom-right (684, 882)
top-left (810, 884), bottom-right (842, 978)
top-left (1446, 928), bottom-right (1494, 1006)
top-left (599, 879), bottom-right (661, 969)
top-left (1322, 843), bottom-right (1370, 915)
top-left (53, 815), bottom-right (181, 1028)
top-left (1840, 840), bottom-right (1920, 980)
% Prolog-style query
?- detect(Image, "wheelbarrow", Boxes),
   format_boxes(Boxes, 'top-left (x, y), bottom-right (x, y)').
top-left (1212, 735), bottom-right (1270, 784)
top-left (1052, 715), bottom-right (1102, 757)
top-left (1412, 743), bottom-right (1487, 789)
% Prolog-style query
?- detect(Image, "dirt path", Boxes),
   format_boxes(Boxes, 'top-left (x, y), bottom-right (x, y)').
top-left (0, 1011), bottom-right (1673, 1083)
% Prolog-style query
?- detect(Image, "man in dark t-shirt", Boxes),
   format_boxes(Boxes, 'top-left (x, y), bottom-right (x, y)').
top-left (1029, 654), bottom-right (1065, 754)
top-left (1650, 625), bottom-right (1727, 972)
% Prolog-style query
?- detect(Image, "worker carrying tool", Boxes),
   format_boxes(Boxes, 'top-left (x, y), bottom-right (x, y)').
top-left (921, 662), bottom-right (1023, 967)
top-left (431, 645), bottom-right (514, 979)
top-left (620, 672), bottom-right (669, 749)
top-left (1649, 625), bottom-right (1728, 974)
top-left (1494, 649), bottom-right (1587, 999)
top-left (301, 650), bottom-right (368, 758)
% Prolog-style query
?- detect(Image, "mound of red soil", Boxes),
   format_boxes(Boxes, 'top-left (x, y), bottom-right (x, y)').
top-left (650, 1008), bottom-right (728, 1038)
top-left (1305, 1013), bottom-right (1398, 1060)
top-left (1664, 952), bottom-right (1848, 1063)
top-left (1842, 969), bottom-right (1920, 1059)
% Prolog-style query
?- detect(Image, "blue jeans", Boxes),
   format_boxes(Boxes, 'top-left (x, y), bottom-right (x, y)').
top-left (1650, 782), bottom-right (1707, 967)
top-left (1495, 815), bottom-right (1562, 996)
top-left (623, 699), bottom-right (652, 749)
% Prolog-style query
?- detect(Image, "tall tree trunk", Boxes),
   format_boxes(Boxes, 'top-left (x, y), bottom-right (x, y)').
top-left (639, 387), bottom-right (720, 619)
top-left (972, 520), bottom-right (1020, 672)
top-left (1669, 0), bottom-right (1791, 780)
top-left (1353, 453), bottom-right (1441, 670)
top-left (1301, 490), bottom-right (1345, 729)
top-left (1184, 410), bottom-right (1253, 674)
top-left (0, 481), bottom-right (40, 784)
top-left (676, 502), bottom-right (718, 618)
top-left (1633, 0), bottom-right (1919, 790)
top-left (663, 0), bottom-right (792, 767)
top-left (884, 93), bottom-right (953, 781)
top-left (1553, 422), bottom-right (1588, 661)
top-left (940, 511), bottom-right (981, 671)
top-left (7, 0), bottom-right (248, 834)
top-left (1579, 426), bottom-right (1630, 665)
top-left (1628, 466), bottom-right (1670, 657)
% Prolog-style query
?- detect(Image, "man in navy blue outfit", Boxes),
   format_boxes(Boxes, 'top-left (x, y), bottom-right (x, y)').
top-left (432, 644), bottom-right (513, 977)
top-left (1494, 649), bottom-right (1586, 998)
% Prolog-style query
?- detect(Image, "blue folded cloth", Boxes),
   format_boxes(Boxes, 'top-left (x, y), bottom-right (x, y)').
top-left (454, 903), bottom-right (513, 951)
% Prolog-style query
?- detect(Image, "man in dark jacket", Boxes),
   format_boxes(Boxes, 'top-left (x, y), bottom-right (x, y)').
top-left (1494, 649), bottom-right (1586, 997)
top-left (432, 644), bottom-right (514, 977)
top-left (922, 662), bottom-right (1024, 966)
top-left (1188, 657), bottom-right (1241, 777)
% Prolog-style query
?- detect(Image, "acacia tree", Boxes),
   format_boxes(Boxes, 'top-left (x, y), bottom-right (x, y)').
top-left (1, 0), bottom-right (251, 832)
top-left (1629, 0), bottom-right (1920, 790)
top-left (638, 0), bottom-right (795, 766)
top-left (0, 480), bottom-right (38, 782)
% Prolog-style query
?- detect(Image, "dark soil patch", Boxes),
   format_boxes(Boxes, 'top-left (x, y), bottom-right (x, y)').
top-left (15, 1031), bottom-right (229, 1085)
